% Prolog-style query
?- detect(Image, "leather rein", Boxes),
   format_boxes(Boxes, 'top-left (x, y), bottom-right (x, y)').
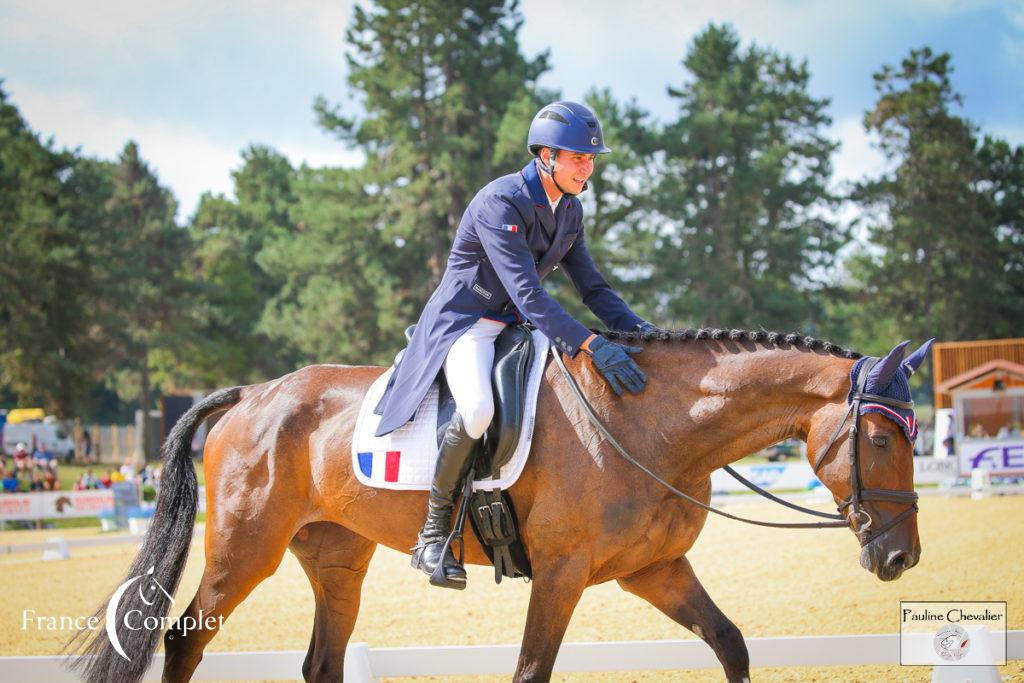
top-left (551, 348), bottom-right (919, 547)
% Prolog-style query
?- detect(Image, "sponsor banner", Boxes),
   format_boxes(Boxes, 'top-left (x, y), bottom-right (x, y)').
top-left (913, 456), bottom-right (959, 483)
top-left (711, 457), bottom-right (959, 494)
top-left (0, 493), bottom-right (42, 521)
top-left (0, 490), bottom-right (114, 521)
top-left (711, 462), bottom-right (821, 493)
top-left (958, 440), bottom-right (1024, 477)
top-left (0, 486), bottom-right (205, 521)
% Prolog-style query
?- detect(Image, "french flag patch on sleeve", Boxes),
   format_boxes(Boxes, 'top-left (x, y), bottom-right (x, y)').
top-left (357, 450), bottom-right (402, 483)
top-left (499, 223), bottom-right (519, 233)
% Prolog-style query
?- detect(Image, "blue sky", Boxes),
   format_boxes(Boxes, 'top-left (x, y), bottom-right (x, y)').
top-left (2, 1), bottom-right (1022, 220)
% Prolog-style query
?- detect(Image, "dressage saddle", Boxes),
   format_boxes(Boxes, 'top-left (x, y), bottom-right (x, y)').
top-left (396, 323), bottom-right (534, 582)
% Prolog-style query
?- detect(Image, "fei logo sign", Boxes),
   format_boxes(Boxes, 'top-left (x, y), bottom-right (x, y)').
top-left (959, 441), bottom-right (1024, 476)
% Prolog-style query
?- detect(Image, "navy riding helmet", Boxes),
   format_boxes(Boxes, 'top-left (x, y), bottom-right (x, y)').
top-left (527, 101), bottom-right (611, 192)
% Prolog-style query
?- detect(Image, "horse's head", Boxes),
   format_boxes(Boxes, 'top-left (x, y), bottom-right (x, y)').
top-left (807, 339), bottom-right (933, 581)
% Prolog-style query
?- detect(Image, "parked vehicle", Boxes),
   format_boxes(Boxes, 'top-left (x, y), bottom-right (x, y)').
top-left (1, 411), bottom-right (75, 462)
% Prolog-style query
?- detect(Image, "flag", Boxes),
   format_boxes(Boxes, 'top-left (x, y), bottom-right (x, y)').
top-left (357, 450), bottom-right (402, 483)
top-left (499, 224), bottom-right (519, 233)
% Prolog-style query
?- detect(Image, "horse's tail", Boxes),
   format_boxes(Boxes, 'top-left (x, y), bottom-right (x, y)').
top-left (65, 386), bottom-right (243, 683)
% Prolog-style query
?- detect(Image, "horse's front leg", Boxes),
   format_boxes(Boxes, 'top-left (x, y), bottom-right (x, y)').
top-left (514, 554), bottom-right (590, 682)
top-left (618, 555), bottom-right (750, 682)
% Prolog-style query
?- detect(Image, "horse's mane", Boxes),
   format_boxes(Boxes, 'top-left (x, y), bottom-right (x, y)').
top-left (601, 327), bottom-right (863, 359)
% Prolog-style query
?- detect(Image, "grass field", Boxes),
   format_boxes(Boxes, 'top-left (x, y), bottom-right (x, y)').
top-left (1, 494), bottom-right (1020, 682)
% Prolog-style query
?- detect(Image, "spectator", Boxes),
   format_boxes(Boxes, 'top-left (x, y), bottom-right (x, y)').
top-left (2, 468), bottom-right (19, 493)
top-left (12, 443), bottom-right (31, 471)
top-left (29, 469), bottom-right (45, 492)
top-left (75, 468), bottom-right (100, 490)
top-left (119, 459), bottom-right (137, 480)
top-left (33, 444), bottom-right (54, 468)
top-left (80, 429), bottom-right (93, 463)
top-left (101, 469), bottom-right (113, 488)
top-left (111, 468), bottom-right (125, 484)
top-left (43, 468), bottom-right (58, 491)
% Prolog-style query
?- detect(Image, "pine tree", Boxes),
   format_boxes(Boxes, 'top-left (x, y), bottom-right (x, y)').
top-left (653, 24), bottom-right (842, 330)
top-left (315, 0), bottom-right (549, 306)
top-left (850, 48), bottom-right (1024, 345)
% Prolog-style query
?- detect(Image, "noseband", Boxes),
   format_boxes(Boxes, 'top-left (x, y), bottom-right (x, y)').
top-left (552, 348), bottom-right (919, 547)
top-left (810, 357), bottom-right (920, 546)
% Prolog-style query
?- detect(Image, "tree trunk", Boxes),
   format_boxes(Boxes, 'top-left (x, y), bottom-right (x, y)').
top-left (139, 355), bottom-right (152, 462)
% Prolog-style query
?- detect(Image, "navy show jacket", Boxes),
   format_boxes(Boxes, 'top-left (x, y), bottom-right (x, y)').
top-left (373, 160), bottom-right (642, 436)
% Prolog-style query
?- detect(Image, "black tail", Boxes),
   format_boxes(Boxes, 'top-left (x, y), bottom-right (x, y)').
top-left (65, 386), bottom-right (243, 683)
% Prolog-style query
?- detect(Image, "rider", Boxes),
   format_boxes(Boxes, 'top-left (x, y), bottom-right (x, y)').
top-left (373, 101), bottom-right (655, 588)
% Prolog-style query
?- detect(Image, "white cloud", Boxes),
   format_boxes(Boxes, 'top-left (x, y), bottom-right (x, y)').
top-left (10, 80), bottom-right (242, 220)
top-left (830, 117), bottom-right (889, 185)
top-left (7, 78), bottom-right (363, 222)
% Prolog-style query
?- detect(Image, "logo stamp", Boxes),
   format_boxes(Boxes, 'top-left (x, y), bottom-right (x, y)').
top-left (900, 601), bottom-right (1006, 666)
top-left (933, 623), bottom-right (970, 662)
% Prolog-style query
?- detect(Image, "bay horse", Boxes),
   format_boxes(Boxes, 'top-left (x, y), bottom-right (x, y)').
top-left (70, 328), bottom-right (924, 683)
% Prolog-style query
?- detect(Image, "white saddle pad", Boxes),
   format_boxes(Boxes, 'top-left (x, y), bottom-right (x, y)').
top-left (352, 329), bottom-right (550, 491)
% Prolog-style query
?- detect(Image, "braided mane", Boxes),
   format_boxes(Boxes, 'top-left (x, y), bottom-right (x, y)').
top-left (601, 327), bottom-right (862, 359)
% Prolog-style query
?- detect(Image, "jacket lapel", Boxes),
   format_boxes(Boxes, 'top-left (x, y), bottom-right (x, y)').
top-left (521, 161), bottom-right (556, 239)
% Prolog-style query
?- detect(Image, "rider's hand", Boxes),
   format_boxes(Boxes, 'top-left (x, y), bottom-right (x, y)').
top-left (636, 321), bottom-right (657, 333)
top-left (583, 335), bottom-right (646, 396)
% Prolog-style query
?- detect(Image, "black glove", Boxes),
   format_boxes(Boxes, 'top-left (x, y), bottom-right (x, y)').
top-left (586, 336), bottom-right (646, 395)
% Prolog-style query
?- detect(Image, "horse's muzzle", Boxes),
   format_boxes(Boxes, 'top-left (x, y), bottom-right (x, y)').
top-left (860, 540), bottom-right (921, 582)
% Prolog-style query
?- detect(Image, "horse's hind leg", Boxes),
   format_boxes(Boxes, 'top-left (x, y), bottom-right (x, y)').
top-left (618, 556), bottom-right (750, 682)
top-left (161, 503), bottom-right (302, 682)
top-left (289, 522), bottom-right (377, 682)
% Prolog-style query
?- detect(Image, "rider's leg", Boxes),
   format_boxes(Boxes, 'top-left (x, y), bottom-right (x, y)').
top-left (411, 318), bottom-right (506, 588)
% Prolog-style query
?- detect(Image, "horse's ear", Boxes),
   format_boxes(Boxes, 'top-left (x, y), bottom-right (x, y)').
top-left (902, 338), bottom-right (935, 377)
top-left (867, 340), bottom-right (910, 389)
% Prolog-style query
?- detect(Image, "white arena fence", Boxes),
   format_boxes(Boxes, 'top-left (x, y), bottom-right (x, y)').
top-left (1, 631), bottom-right (1020, 682)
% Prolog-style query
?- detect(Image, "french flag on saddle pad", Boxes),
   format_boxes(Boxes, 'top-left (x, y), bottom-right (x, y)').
top-left (499, 223), bottom-right (519, 233)
top-left (357, 450), bottom-right (402, 483)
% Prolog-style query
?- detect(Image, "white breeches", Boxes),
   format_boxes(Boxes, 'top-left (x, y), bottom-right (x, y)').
top-left (443, 317), bottom-right (507, 439)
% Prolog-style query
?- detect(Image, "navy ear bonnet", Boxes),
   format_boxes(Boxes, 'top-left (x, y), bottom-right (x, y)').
top-left (847, 339), bottom-right (934, 442)
top-left (849, 357), bottom-right (916, 440)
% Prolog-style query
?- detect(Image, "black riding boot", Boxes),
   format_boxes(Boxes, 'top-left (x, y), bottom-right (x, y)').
top-left (411, 412), bottom-right (479, 589)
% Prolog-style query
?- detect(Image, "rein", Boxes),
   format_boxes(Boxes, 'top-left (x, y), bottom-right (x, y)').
top-left (551, 347), bottom-right (919, 544)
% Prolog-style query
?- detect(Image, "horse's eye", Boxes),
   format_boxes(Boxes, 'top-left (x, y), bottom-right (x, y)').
top-left (870, 435), bottom-right (888, 448)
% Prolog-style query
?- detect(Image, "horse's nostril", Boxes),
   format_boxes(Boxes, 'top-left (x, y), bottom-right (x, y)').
top-left (887, 551), bottom-right (909, 570)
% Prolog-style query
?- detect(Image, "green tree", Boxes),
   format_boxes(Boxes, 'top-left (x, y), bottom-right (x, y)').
top-left (257, 165), bottom-right (406, 365)
top-left (315, 0), bottom-right (549, 313)
top-left (0, 86), bottom-right (113, 416)
top-left (178, 145), bottom-right (301, 387)
top-left (849, 48), bottom-right (1024, 346)
top-left (653, 24), bottom-right (842, 330)
top-left (99, 141), bottom-right (190, 458)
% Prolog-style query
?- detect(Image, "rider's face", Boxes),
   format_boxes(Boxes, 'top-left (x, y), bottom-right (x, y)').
top-left (543, 148), bottom-right (596, 195)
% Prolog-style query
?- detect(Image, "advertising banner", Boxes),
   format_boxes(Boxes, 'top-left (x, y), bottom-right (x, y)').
top-left (957, 440), bottom-right (1024, 476)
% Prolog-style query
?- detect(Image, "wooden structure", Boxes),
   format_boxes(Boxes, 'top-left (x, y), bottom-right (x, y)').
top-left (932, 338), bottom-right (1024, 408)
top-left (932, 338), bottom-right (1024, 476)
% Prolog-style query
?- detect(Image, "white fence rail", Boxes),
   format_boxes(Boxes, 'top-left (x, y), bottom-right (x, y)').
top-left (3, 631), bottom-right (1020, 682)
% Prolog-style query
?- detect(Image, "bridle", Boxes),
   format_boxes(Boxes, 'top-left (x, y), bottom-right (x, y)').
top-left (551, 349), bottom-right (919, 547)
top-left (809, 356), bottom-right (920, 546)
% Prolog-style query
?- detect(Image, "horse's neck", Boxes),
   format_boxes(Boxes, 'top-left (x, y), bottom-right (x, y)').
top-left (649, 345), bottom-right (854, 477)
